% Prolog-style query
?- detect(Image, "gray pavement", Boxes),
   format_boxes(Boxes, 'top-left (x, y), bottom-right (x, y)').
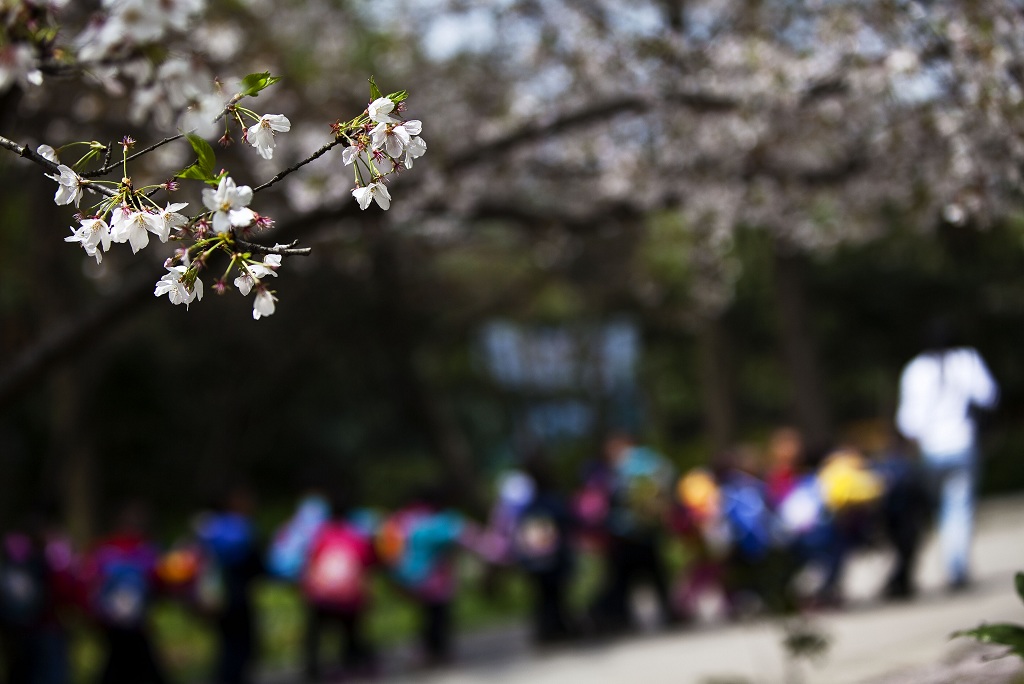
top-left (271, 494), bottom-right (1024, 684)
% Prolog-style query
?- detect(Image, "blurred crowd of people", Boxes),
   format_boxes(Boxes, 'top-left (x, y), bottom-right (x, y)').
top-left (0, 324), bottom-right (999, 684)
top-left (1, 421), bottom-right (983, 684)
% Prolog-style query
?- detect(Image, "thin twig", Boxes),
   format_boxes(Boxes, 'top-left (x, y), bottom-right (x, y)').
top-left (81, 133), bottom-right (185, 178)
top-left (234, 238), bottom-right (312, 256)
top-left (252, 137), bottom-right (347, 194)
top-left (76, 90), bottom-right (243, 179)
top-left (214, 92), bottom-right (245, 124)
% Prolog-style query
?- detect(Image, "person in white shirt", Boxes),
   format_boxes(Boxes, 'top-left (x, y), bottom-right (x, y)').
top-left (896, 323), bottom-right (998, 590)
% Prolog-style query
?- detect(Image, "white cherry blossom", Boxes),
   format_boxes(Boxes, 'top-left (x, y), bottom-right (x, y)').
top-left (252, 254), bottom-right (282, 277)
top-left (154, 264), bottom-right (203, 309)
top-left (342, 145), bottom-right (361, 166)
top-left (367, 96), bottom-right (397, 124)
top-left (370, 122), bottom-right (413, 159)
top-left (233, 254), bottom-right (281, 295)
top-left (64, 217), bottom-right (111, 264)
top-left (202, 176), bottom-right (256, 232)
top-left (404, 136), bottom-right (427, 169)
top-left (246, 114), bottom-right (291, 160)
top-left (157, 202), bottom-right (189, 240)
top-left (234, 272), bottom-right (254, 296)
top-left (111, 207), bottom-right (165, 253)
top-left (37, 145), bottom-right (59, 163)
top-left (352, 182), bottom-right (391, 211)
top-left (252, 288), bottom-right (277, 320)
top-left (46, 165), bottom-right (84, 208)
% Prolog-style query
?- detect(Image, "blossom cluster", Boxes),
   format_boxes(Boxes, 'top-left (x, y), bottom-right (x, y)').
top-left (340, 96), bottom-right (426, 211)
top-left (76, 0), bottom-right (206, 62)
top-left (58, 165), bottom-right (189, 260)
top-left (0, 0), bottom-right (206, 97)
top-left (36, 76), bottom-right (421, 321)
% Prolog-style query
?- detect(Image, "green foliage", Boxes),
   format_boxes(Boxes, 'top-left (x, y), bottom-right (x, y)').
top-left (783, 624), bottom-right (831, 662)
top-left (239, 71), bottom-right (281, 97)
top-left (952, 623), bottom-right (1024, 659)
top-left (952, 572), bottom-right (1024, 660)
top-left (175, 133), bottom-right (218, 183)
top-left (368, 76), bottom-right (408, 104)
top-left (368, 75), bottom-right (383, 100)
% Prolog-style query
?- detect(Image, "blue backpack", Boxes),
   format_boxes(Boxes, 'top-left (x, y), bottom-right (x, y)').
top-left (94, 551), bottom-right (151, 627)
top-left (721, 476), bottom-right (773, 560)
top-left (611, 447), bottom-right (672, 536)
top-left (195, 513), bottom-right (256, 613)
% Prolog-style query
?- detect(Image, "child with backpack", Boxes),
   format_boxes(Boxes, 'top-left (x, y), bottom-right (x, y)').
top-left (513, 459), bottom-right (576, 645)
top-left (194, 486), bottom-right (263, 684)
top-left (83, 502), bottom-right (167, 684)
top-left (670, 467), bottom-right (732, 622)
top-left (300, 495), bottom-right (376, 681)
top-left (711, 446), bottom-right (784, 615)
top-left (593, 432), bottom-right (678, 632)
top-left (377, 487), bottom-right (470, 666)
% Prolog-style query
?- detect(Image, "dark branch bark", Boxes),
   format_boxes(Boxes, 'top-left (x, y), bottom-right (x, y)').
top-left (0, 134), bottom-right (118, 198)
top-left (252, 137), bottom-right (347, 194)
top-left (446, 90), bottom-right (738, 170)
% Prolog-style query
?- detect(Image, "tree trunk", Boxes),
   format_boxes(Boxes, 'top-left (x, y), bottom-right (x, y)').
top-left (772, 246), bottom-right (832, 450)
top-left (696, 315), bottom-right (736, 453)
top-left (49, 367), bottom-right (95, 545)
top-left (371, 233), bottom-right (486, 514)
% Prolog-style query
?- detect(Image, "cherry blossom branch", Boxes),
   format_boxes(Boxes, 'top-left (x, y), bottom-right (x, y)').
top-left (0, 133), bottom-right (63, 175)
top-left (79, 91), bottom-right (250, 179)
top-left (0, 133), bottom-right (117, 198)
top-left (3, 80), bottom-right (419, 318)
top-left (251, 137), bottom-right (347, 194)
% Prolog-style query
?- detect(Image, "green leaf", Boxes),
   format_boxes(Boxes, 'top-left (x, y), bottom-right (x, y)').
top-left (176, 164), bottom-right (211, 182)
top-left (368, 76), bottom-right (383, 101)
top-left (240, 71), bottom-right (281, 97)
top-left (1015, 572), bottom-right (1024, 605)
top-left (952, 623), bottom-right (1024, 658)
top-left (387, 89), bottom-right (409, 104)
top-left (175, 134), bottom-right (217, 182)
top-left (186, 133), bottom-right (216, 176)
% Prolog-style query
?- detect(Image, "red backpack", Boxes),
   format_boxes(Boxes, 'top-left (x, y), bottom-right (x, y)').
top-left (301, 525), bottom-right (369, 609)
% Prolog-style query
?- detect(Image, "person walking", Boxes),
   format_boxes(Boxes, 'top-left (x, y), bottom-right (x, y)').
top-left (896, 321), bottom-right (998, 591)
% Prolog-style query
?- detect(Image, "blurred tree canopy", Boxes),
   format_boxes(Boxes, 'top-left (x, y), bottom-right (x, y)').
top-left (3, 0), bottom-right (1024, 540)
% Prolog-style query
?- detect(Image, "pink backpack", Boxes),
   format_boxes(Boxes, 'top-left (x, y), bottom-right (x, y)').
top-left (302, 525), bottom-right (369, 609)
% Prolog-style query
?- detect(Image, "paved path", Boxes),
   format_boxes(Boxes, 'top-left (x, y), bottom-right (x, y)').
top-left (268, 495), bottom-right (1024, 684)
